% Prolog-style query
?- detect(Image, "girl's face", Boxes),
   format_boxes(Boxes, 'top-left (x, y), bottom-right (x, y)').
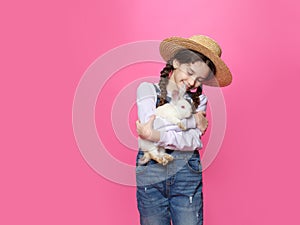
top-left (170, 59), bottom-right (212, 91)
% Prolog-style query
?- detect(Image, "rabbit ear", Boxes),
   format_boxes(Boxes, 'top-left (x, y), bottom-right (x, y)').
top-left (171, 90), bottom-right (180, 103)
top-left (178, 84), bottom-right (186, 97)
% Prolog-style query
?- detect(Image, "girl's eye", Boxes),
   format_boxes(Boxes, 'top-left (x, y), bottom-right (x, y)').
top-left (196, 79), bottom-right (201, 83)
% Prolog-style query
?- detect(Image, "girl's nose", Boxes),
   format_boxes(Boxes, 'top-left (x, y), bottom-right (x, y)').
top-left (188, 76), bottom-right (196, 86)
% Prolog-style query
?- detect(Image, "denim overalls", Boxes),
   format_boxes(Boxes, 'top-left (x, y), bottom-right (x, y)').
top-left (136, 85), bottom-right (203, 225)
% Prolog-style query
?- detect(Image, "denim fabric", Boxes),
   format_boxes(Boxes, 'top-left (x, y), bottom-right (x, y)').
top-left (136, 150), bottom-right (203, 225)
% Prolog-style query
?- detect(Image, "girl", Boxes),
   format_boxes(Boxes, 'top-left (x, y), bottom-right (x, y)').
top-left (136, 35), bottom-right (232, 225)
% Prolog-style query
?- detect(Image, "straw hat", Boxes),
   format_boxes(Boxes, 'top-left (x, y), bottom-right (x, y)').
top-left (159, 35), bottom-right (232, 87)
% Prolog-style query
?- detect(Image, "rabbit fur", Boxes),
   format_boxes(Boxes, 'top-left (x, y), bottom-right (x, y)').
top-left (138, 87), bottom-right (193, 166)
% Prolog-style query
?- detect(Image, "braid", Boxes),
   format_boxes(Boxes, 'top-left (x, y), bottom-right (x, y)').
top-left (158, 61), bottom-right (174, 107)
top-left (187, 86), bottom-right (203, 109)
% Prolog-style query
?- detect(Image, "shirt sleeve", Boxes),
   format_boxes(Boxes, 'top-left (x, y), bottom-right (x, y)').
top-left (136, 82), bottom-right (156, 124)
top-left (157, 128), bottom-right (203, 151)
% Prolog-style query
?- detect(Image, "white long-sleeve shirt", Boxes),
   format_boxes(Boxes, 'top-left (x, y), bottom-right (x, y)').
top-left (136, 82), bottom-right (208, 151)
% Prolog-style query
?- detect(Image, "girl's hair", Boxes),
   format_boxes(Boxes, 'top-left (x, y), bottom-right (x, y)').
top-left (157, 49), bottom-right (216, 109)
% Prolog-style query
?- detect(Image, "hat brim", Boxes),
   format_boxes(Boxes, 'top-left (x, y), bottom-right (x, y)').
top-left (159, 37), bottom-right (232, 87)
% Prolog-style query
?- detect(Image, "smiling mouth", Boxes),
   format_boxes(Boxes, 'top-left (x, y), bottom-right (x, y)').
top-left (181, 82), bottom-right (196, 91)
top-left (183, 82), bottom-right (189, 88)
top-left (186, 85), bottom-right (198, 92)
top-left (185, 83), bottom-right (192, 90)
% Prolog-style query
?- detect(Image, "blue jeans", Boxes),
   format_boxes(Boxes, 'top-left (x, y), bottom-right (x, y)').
top-left (136, 150), bottom-right (203, 225)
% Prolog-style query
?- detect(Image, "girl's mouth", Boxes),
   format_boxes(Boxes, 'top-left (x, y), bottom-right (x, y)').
top-left (183, 82), bottom-right (191, 90)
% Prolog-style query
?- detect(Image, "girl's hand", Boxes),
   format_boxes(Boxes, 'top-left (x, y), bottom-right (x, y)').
top-left (193, 111), bottom-right (208, 134)
top-left (136, 115), bottom-right (160, 141)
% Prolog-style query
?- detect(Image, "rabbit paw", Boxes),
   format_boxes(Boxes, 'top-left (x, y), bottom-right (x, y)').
top-left (161, 154), bottom-right (174, 166)
top-left (138, 154), bottom-right (150, 165)
top-left (149, 154), bottom-right (165, 165)
top-left (177, 122), bottom-right (187, 130)
top-left (149, 152), bottom-right (174, 165)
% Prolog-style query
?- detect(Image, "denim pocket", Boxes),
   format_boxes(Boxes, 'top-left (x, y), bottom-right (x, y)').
top-left (136, 164), bottom-right (148, 175)
top-left (136, 151), bottom-right (149, 175)
top-left (187, 155), bottom-right (202, 174)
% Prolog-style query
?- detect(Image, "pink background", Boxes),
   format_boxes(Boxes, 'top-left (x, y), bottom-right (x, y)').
top-left (1, 0), bottom-right (300, 224)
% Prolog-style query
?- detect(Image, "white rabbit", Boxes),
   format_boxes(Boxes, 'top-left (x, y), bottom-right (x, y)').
top-left (138, 87), bottom-right (193, 166)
